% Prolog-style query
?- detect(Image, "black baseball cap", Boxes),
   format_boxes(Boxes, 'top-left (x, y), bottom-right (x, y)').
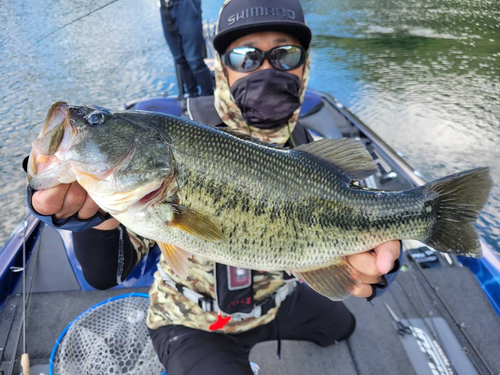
top-left (213, 0), bottom-right (312, 54)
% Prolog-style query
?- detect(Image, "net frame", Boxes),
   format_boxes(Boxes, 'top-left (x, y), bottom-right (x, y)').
top-left (49, 292), bottom-right (163, 375)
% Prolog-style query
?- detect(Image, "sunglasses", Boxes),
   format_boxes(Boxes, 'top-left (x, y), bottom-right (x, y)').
top-left (222, 45), bottom-right (307, 73)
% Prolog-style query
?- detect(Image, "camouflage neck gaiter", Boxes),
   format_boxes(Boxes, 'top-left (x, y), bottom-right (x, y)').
top-left (213, 0), bottom-right (311, 145)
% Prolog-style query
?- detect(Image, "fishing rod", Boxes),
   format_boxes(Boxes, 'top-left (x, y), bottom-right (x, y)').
top-left (6, 210), bottom-right (43, 375)
top-left (8, 4), bottom-right (128, 370)
top-left (20, 215), bottom-right (29, 375)
top-left (410, 258), bottom-right (495, 375)
top-left (393, 257), bottom-right (492, 375)
top-left (389, 281), bottom-right (460, 375)
top-left (407, 269), bottom-right (441, 344)
top-left (405, 263), bottom-right (458, 372)
top-left (4, 2), bottom-right (165, 373)
top-left (30, 0), bottom-right (122, 48)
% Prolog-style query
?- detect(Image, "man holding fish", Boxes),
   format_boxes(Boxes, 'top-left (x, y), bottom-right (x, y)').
top-left (26, 0), bottom-right (491, 373)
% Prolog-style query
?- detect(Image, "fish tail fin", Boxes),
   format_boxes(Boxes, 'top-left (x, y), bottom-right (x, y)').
top-left (292, 258), bottom-right (360, 301)
top-left (422, 167), bottom-right (492, 258)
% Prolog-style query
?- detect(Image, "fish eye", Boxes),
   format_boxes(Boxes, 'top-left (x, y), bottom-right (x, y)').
top-left (85, 111), bottom-right (107, 126)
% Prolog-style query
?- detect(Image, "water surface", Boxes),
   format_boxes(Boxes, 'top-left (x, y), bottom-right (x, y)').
top-left (0, 0), bottom-right (498, 254)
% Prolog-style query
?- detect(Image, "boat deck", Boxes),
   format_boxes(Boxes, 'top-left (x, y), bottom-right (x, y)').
top-left (1, 263), bottom-right (499, 374)
top-left (251, 266), bottom-right (500, 375)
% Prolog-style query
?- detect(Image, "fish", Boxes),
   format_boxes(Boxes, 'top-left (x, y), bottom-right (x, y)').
top-left (27, 102), bottom-right (493, 301)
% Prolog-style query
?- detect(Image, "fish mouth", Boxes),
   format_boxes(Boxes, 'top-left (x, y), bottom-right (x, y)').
top-left (41, 102), bottom-right (69, 135)
top-left (32, 102), bottom-right (70, 154)
top-left (28, 102), bottom-right (73, 183)
top-left (138, 175), bottom-right (174, 205)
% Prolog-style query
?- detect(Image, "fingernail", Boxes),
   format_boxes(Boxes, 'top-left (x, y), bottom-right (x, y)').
top-left (383, 263), bottom-right (391, 274)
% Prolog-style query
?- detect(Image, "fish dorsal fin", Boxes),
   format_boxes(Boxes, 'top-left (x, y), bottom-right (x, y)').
top-left (158, 242), bottom-right (192, 280)
top-left (292, 258), bottom-right (360, 301)
top-left (215, 126), bottom-right (287, 149)
top-left (294, 138), bottom-right (378, 181)
top-left (170, 203), bottom-right (226, 243)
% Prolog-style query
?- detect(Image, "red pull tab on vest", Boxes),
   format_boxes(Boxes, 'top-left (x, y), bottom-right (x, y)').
top-left (209, 314), bottom-right (231, 331)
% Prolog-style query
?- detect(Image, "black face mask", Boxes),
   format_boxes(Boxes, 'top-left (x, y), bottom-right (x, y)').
top-left (230, 69), bottom-right (303, 130)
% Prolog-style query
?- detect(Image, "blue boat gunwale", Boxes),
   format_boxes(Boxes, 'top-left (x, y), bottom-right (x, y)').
top-left (0, 214), bottom-right (41, 309)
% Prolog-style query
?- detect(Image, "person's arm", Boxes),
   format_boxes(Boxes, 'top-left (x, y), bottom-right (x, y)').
top-left (26, 181), bottom-right (140, 289)
top-left (72, 226), bottom-right (139, 290)
top-left (346, 240), bottom-right (404, 300)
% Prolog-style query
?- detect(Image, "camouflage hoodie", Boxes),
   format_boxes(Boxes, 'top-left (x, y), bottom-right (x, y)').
top-left (213, 0), bottom-right (311, 146)
top-left (147, 0), bottom-right (311, 334)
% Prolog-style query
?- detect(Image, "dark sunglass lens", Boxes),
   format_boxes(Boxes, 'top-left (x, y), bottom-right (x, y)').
top-left (228, 47), bottom-right (262, 72)
top-left (270, 46), bottom-right (304, 70)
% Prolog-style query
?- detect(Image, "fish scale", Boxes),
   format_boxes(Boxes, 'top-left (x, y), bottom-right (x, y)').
top-left (28, 103), bottom-right (493, 300)
top-left (133, 116), bottom-right (439, 269)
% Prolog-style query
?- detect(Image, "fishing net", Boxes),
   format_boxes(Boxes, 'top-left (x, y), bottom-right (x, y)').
top-left (50, 293), bottom-right (164, 375)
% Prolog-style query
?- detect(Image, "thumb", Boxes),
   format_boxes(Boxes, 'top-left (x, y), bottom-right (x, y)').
top-left (374, 242), bottom-right (399, 274)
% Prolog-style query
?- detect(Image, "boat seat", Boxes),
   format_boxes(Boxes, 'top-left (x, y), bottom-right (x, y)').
top-left (131, 91), bottom-right (342, 141)
top-left (299, 90), bottom-right (324, 118)
top-left (134, 97), bottom-right (183, 117)
top-left (299, 91), bottom-right (345, 139)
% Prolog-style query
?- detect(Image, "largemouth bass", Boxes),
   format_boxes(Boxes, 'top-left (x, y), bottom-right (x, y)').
top-left (28, 102), bottom-right (493, 300)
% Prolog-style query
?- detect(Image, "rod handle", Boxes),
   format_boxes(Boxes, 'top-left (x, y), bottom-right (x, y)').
top-left (21, 353), bottom-right (30, 375)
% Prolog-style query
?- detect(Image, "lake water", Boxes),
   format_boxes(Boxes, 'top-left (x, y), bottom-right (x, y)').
top-left (0, 0), bottom-right (499, 254)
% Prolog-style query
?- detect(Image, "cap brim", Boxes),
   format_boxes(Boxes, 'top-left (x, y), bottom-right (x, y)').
top-left (213, 22), bottom-right (312, 54)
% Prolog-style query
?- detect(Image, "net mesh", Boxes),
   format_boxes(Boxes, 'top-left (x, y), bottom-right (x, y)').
top-left (51, 294), bottom-right (163, 375)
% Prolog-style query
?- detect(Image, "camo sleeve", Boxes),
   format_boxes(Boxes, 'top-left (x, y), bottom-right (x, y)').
top-left (126, 228), bottom-right (156, 263)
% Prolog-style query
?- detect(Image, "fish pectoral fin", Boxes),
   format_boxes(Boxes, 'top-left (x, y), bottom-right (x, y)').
top-left (170, 203), bottom-right (226, 243)
top-left (294, 138), bottom-right (378, 181)
top-left (292, 258), bottom-right (360, 301)
top-left (158, 242), bottom-right (192, 280)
